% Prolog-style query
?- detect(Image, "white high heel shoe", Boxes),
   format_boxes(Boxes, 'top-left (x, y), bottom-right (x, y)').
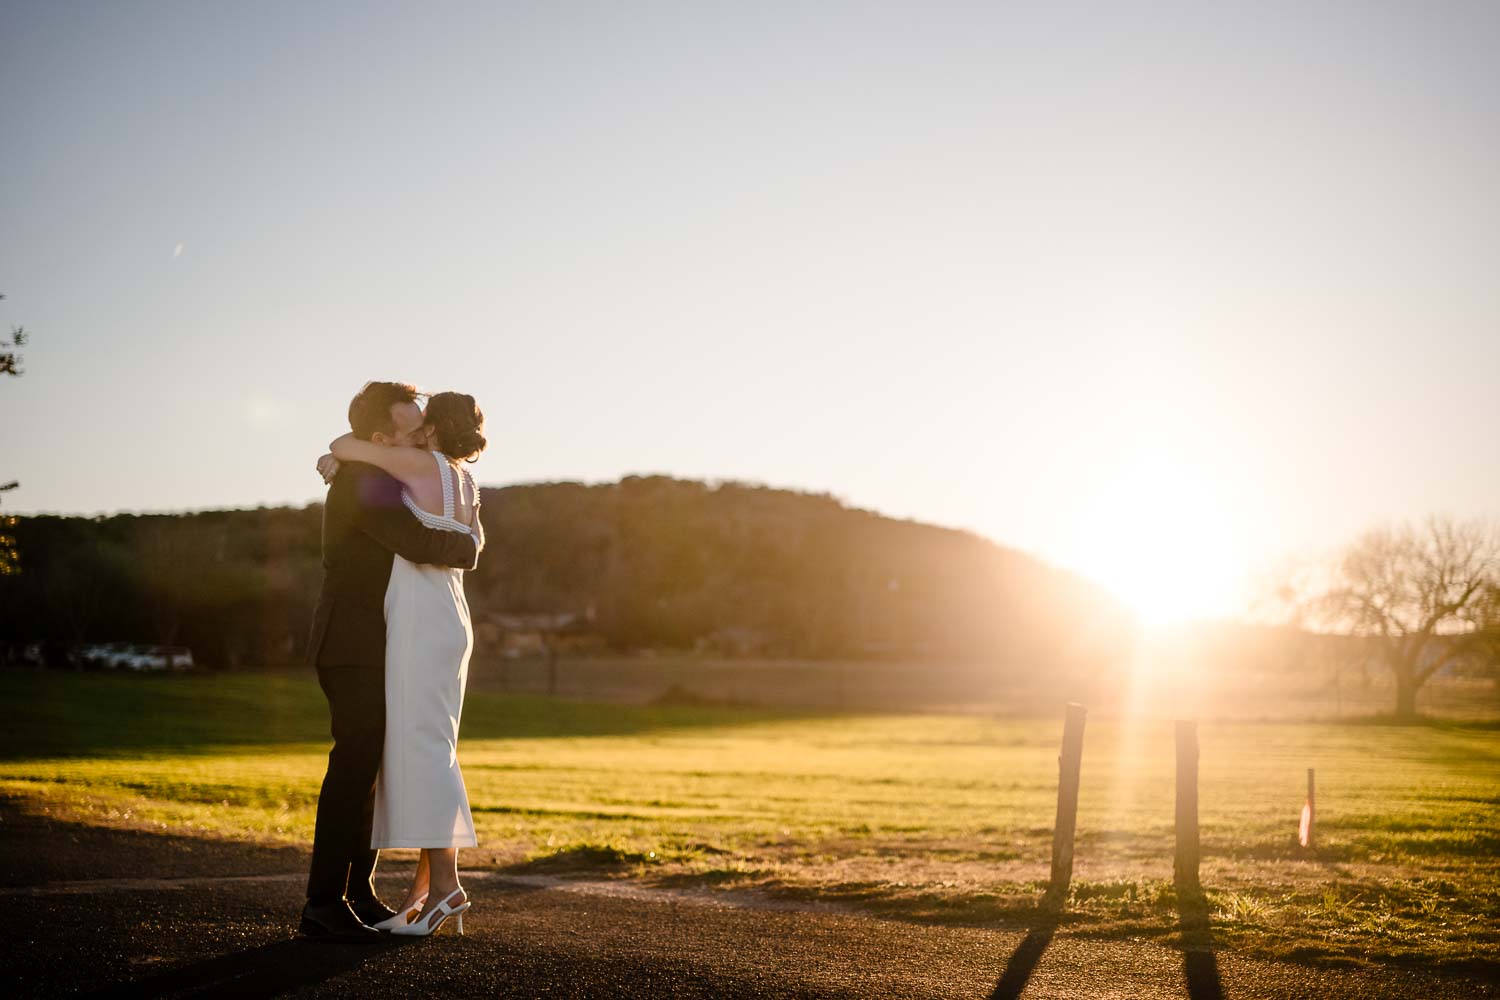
top-left (370, 891), bottom-right (428, 931)
top-left (390, 888), bottom-right (470, 937)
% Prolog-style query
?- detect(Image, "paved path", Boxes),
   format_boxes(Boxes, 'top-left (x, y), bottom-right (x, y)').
top-left (2, 801), bottom-right (1493, 999)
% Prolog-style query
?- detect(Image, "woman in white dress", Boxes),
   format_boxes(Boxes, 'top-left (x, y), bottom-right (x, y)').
top-left (324, 391), bottom-right (487, 936)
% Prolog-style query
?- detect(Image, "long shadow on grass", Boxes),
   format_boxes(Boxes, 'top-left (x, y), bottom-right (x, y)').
top-left (81, 937), bottom-right (407, 998)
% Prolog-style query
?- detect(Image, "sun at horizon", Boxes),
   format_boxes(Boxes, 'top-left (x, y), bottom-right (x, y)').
top-left (1051, 447), bottom-right (1253, 627)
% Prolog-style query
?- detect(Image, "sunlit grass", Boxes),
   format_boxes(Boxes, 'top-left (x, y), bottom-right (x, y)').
top-left (4, 671), bottom-right (1498, 972)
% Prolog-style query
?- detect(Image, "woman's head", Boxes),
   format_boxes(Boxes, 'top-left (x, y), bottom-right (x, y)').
top-left (423, 391), bottom-right (486, 462)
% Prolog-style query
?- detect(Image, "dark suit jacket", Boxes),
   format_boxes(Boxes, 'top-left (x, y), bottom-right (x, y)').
top-left (305, 461), bottom-right (481, 671)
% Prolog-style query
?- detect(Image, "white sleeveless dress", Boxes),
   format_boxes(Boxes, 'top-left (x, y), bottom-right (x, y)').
top-left (371, 451), bottom-right (479, 849)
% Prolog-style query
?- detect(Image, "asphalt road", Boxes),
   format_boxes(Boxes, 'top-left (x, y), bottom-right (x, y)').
top-left (2, 800), bottom-right (1494, 999)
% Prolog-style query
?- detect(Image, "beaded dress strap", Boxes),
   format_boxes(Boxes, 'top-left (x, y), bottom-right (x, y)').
top-left (431, 450), bottom-right (455, 520)
top-left (459, 465), bottom-right (477, 511)
top-left (399, 453), bottom-right (470, 535)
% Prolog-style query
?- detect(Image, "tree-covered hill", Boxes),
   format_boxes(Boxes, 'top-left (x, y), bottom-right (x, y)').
top-left (3, 475), bottom-right (1133, 671)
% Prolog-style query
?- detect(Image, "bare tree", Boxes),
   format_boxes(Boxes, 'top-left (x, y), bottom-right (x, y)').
top-left (1305, 516), bottom-right (1500, 720)
top-left (1467, 582), bottom-right (1500, 691)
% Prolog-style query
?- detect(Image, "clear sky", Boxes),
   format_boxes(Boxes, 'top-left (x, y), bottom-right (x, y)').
top-left (2, 1), bottom-right (1497, 624)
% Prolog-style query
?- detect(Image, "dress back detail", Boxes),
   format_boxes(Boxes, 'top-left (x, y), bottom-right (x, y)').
top-left (401, 450), bottom-right (476, 536)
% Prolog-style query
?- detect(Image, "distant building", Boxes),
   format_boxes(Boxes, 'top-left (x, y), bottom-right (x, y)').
top-left (478, 610), bottom-right (605, 659)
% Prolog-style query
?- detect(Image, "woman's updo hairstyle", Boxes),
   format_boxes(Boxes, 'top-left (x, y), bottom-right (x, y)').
top-left (424, 391), bottom-right (487, 463)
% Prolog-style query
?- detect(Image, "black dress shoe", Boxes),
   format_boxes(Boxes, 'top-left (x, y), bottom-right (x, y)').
top-left (299, 900), bottom-right (382, 942)
top-left (349, 897), bottom-right (398, 926)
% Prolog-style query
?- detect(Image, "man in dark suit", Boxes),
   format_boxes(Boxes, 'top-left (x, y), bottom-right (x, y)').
top-left (299, 381), bottom-right (484, 941)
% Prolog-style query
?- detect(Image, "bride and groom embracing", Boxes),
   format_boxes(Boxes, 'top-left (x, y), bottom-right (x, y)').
top-left (298, 380), bottom-right (488, 942)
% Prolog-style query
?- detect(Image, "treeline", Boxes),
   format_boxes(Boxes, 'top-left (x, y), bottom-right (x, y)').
top-left (3, 475), bottom-right (1133, 671)
top-left (4, 504), bottom-right (324, 669)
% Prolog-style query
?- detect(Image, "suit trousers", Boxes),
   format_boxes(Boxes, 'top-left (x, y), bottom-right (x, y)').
top-left (306, 663), bottom-right (385, 904)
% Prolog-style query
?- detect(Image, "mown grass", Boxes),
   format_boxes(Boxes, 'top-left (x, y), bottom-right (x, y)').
top-left (3, 670), bottom-right (1497, 974)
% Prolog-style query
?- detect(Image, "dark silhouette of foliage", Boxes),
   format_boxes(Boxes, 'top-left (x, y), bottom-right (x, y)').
top-left (1, 292), bottom-right (29, 574)
top-left (0, 292), bottom-right (27, 378)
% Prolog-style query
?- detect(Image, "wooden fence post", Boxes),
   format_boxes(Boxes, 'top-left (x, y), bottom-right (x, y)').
top-left (1043, 702), bottom-right (1087, 909)
top-left (1174, 719), bottom-right (1200, 895)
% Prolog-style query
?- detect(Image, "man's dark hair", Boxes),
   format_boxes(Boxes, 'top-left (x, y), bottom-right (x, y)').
top-left (348, 381), bottom-right (421, 440)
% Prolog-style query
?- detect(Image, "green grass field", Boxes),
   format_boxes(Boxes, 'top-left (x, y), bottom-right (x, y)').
top-left (4, 671), bottom-right (1497, 973)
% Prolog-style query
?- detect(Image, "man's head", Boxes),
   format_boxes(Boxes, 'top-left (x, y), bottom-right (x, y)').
top-left (347, 381), bottom-right (428, 448)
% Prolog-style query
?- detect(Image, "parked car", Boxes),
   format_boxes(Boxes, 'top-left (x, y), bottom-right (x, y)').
top-left (74, 643), bottom-right (118, 669)
top-left (76, 643), bottom-right (194, 671)
top-left (120, 645), bottom-right (194, 671)
top-left (9, 642), bottom-right (197, 672)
